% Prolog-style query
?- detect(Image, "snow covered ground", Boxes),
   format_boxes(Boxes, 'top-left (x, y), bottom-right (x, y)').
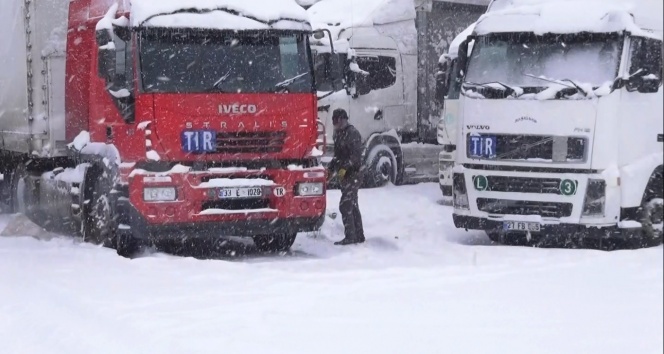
top-left (0, 183), bottom-right (662, 354)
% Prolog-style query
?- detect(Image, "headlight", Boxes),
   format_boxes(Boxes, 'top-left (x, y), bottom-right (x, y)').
top-left (143, 187), bottom-right (177, 202)
top-left (453, 173), bottom-right (469, 210)
top-left (582, 179), bottom-right (606, 216)
top-left (296, 182), bottom-right (324, 196)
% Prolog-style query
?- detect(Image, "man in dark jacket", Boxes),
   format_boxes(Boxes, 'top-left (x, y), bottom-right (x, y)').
top-left (328, 109), bottom-right (365, 245)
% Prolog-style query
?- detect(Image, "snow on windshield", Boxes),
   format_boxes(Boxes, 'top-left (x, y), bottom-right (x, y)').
top-left (465, 34), bottom-right (621, 88)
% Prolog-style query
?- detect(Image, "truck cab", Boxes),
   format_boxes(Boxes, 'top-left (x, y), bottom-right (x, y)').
top-left (1, 0), bottom-right (330, 257)
top-left (452, 0), bottom-right (663, 246)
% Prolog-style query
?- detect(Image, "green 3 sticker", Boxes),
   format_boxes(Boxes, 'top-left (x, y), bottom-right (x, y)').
top-left (473, 175), bottom-right (488, 191)
top-left (560, 179), bottom-right (577, 196)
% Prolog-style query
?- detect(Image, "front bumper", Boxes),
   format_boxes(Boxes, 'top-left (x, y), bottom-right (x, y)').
top-left (118, 167), bottom-right (327, 239)
top-left (448, 164), bottom-right (645, 239)
top-left (452, 214), bottom-right (640, 239)
top-left (121, 200), bottom-right (325, 240)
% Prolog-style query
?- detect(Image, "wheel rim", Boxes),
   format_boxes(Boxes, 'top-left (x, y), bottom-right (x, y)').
top-left (373, 155), bottom-right (394, 185)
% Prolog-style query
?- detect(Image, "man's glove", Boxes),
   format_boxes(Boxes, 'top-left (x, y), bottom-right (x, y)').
top-left (337, 168), bottom-right (347, 179)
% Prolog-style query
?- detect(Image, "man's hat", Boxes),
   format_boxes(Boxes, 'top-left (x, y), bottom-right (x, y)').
top-left (332, 109), bottom-right (349, 122)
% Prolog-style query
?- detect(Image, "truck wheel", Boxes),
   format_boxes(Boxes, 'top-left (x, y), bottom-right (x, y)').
top-left (253, 233), bottom-right (297, 253)
top-left (364, 145), bottom-right (397, 188)
top-left (640, 198), bottom-right (663, 245)
top-left (485, 231), bottom-right (503, 244)
top-left (85, 177), bottom-right (116, 248)
top-left (116, 232), bottom-right (143, 258)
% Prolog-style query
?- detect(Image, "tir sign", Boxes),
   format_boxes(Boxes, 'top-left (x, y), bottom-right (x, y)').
top-left (181, 130), bottom-right (216, 153)
top-left (468, 135), bottom-right (497, 159)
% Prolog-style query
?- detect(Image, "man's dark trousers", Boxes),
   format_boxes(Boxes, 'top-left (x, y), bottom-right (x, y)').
top-left (339, 171), bottom-right (365, 242)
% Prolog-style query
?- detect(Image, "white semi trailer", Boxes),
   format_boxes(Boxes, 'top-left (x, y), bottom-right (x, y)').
top-left (451, 0), bottom-right (663, 246)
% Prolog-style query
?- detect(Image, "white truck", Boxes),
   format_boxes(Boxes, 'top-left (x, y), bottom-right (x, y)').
top-left (451, 0), bottom-right (663, 246)
top-left (304, 0), bottom-right (477, 187)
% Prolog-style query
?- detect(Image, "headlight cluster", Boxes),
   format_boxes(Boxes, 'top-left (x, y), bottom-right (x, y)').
top-left (453, 173), bottom-right (469, 210)
top-left (582, 179), bottom-right (606, 216)
top-left (296, 182), bottom-right (324, 196)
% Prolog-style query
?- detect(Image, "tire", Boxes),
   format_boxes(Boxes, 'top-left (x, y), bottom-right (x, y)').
top-left (485, 231), bottom-right (503, 244)
top-left (116, 232), bottom-right (143, 258)
top-left (364, 145), bottom-right (397, 188)
top-left (640, 198), bottom-right (663, 246)
top-left (253, 233), bottom-right (297, 253)
top-left (84, 176), bottom-right (116, 248)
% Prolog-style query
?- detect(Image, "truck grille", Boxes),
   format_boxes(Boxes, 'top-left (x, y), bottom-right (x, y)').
top-left (485, 176), bottom-right (562, 194)
top-left (477, 198), bottom-right (573, 218)
top-left (216, 131), bottom-right (286, 154)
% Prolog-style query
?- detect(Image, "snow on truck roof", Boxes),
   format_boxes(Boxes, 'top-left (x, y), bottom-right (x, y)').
top-left (477, 0), bottom-right (662, 39)
top-left (307, 0), bottom-right (416, 40)
top-left (129, 0), bottom-right (311, 31)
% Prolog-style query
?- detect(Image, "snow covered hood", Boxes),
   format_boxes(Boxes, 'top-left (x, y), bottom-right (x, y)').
top-left (307, 0), bottom-right (416, 40)
top-left (476, 0), bottom-right (662, 39)
top-left (130, 0), bottom-right (312, 31)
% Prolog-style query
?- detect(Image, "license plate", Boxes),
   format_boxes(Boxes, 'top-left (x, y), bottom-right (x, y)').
top-left (503, 221), bottom-right (541, 232)
top-left (468, 134), bottom-right (497, 159)
top-left (218, 187), bottom-right (263, 199)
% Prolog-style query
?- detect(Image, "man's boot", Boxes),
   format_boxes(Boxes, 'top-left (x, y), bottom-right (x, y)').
top-left (334, 238), bottom-right (364, 246)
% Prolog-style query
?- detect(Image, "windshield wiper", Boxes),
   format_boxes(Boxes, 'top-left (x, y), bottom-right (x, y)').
top-left (463, 81), bottom-right (521, 98)
top-left (275, 72), bottom-right (309, 92)
top-left (523, 73), bottom-right (588, 97)
top-left (206, 70), bottom-right (232, 92)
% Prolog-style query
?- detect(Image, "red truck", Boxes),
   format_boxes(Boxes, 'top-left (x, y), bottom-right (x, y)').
top-left (0, 0), bottom-right (331, 257)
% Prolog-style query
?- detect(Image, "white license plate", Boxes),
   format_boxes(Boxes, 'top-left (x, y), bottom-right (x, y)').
top-left (503, 221), bottom-right (541, 232)
top-left (218, 187), bottom-right (263, 199)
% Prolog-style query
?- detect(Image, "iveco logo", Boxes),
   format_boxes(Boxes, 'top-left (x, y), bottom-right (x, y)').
top-left (467, 125), bottom-right (490, 130)
top-left (219, 104), bottom-right (258, 114)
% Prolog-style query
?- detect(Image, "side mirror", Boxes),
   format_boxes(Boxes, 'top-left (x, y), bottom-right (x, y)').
top-left (354, 73), bottom-right (371, 97)
top-left (313, 30), bottom-right (325, 40)
top-left (95, 29), bottom-right (116, 83)
top-left (457, 37), bottom-right (473, 81)
top-left (435, 61), bottom-right (450, 104)
top-left (329, 54), bottom-right (344, 91)
top-left (635, 74), bottom-right (662, 93)
top-left (625, 69), bottom-right (662, 93)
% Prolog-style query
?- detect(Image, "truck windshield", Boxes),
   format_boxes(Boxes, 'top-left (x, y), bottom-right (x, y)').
top-left (465, 33), bottom-right (622, 92)
top-left (139, 29), bottom-right (313, 94)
